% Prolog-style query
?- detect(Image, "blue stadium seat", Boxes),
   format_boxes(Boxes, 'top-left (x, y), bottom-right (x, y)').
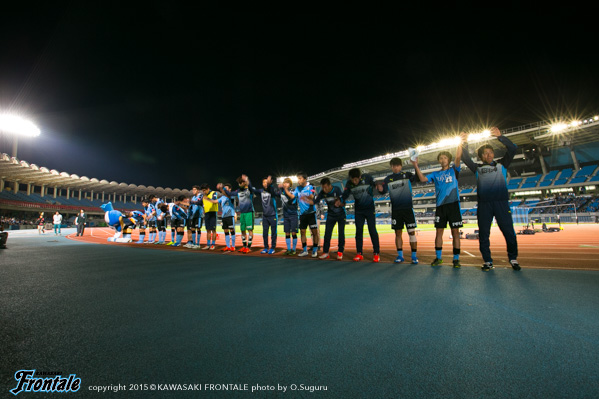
top-left (540, 170), bottom-right (558, 182)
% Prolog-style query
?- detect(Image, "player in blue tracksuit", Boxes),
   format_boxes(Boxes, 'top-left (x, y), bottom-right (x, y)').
top-left (376, 157), bottom-right (420, 264)
top-left (460, 128), bottom-right (521, 271)
top-left (284, 172), bottom-right (319, 257)
top-left (342, 168), bottom-right (380, 263)
top-left (249, 176), bottom-right (278, 254)
top-left (217, 183), bottom-right (237, 251)
top-left (414, 144), bottom-right (463, 267)
top-left (185, 185), bottom-right (204, 248)
top-left (310, 178), bottom-right (345, 260)
top-left (277, 177), bottom-right (299, 255)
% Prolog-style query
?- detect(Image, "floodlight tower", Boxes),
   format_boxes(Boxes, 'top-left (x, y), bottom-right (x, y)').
top-left (0, 114), bottom-right (41, 158)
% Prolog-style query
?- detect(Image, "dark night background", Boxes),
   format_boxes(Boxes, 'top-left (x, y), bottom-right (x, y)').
top-left (1, 5), bottom-right (598, 189)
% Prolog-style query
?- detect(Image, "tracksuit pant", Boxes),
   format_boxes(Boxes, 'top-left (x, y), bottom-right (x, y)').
top-left (323, 214), bottom-right (346, 253)
top-left (477, 200), bottom-right (518, 263)
top-left (262, 215), bottom-right (277, 249)
top-left (355, 210), bottom-right (380, 254)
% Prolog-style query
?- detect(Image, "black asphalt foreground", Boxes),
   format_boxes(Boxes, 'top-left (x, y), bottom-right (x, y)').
top-left (1, 234), bottom-right (598, 398)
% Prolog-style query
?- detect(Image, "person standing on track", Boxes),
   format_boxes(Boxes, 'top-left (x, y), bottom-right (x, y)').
top-left (223, 175), bottom-right (255, 253)
top-left (216, 183), bottom-right (237, 252)
top-left (376, 157), bottom-right (420, 265)
top-left (201, 184), bottom-right (219, 250)
top-left (413, 145), bottom-right (463, 268)
top-left (185, 185), bottom-right (204, 249)
top-left (151, 195), bottom-right (167, 244)
top-left (249, 176), bottom-right (279, 255)
top-left (142, 197), bottom-right (157, 244)
top-left (277, 177), bottom-right (300, 255)
top-left (75, 210), bottom-right (87, 237)
top-left (341, 168), bottom-right (380, 263)
top-left (287, 172), bottom-right (320, 258)
top-left (460, 128), bottom-right (521, 271)
top-left (309, 178), bottom-right (346, 260)
top-left (53, 211), bottom-right (63, 235)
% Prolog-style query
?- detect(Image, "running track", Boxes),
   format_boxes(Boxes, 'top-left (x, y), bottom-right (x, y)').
top-left (68, 224), bottom-right (599, 270)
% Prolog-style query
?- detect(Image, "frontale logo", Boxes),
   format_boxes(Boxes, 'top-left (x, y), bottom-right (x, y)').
top-left (10, 370), bottom-right (81, 396)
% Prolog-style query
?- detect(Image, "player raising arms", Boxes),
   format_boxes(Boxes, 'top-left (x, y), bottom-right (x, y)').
top-left (309, 178), bottom-right (346, 260)
top-left (342, 168), bottom-right (380, 263)
top-left (278, 177), bottom-right (300, 255)
top-left (460, 128), bottom-right (520, 271)
top-left (376, 157), bottom-right (420, 264)
top-left (216, 183), bottom-right (237, 252)
top-left (283, 172), bottom-right (319, 257)
top-left (413, 143), bottom-right (463, 268)
top-left (223, 174), bottom-right (255, 253)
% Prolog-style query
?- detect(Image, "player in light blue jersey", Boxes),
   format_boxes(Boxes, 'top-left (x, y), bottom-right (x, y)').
top-left (285, 172), bottom-right (319, 257)
top-left (141, 197), bottom-right (156, 244)
top-left (184, 185), bottom-right (204, 249)
top-left (460, 128), bottom-right (520, 271)
top-left (151, 195), bottom-right (167, 244)
top-left (217, 183), bottom-right (237, 252)
top-left (414, 143), bottom-right (463, 267)
top-left (168, 195), bottom-right (188, 247)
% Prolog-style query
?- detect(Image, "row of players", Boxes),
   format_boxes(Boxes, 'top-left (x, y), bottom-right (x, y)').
top-left (113, 127), bottom-right (520, 271)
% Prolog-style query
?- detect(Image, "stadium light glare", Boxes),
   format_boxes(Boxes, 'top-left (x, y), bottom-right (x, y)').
top-left (0, 114), bottom-right (41, 137)
top-left (467, 130), bottom-right (491, 142)
top-left (276, 175), bottom-right (299, 184)
top-left (550, 123), bottom-right (568, 133)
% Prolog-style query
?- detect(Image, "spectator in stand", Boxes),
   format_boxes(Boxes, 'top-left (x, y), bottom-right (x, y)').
top-left (36, 212), bottom-right (46, 234)
top-left (53, 211), bottom-right (63, 235)
top-left (75, 209), bottom-right (87, 236)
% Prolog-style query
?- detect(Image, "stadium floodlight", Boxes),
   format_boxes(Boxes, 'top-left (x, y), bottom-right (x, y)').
top-left (0, 114), bottom-right (41, 137)
top-left (0, 113), bottom-right (41, 158)
top-left (550, 123), bottom-right (568, 134)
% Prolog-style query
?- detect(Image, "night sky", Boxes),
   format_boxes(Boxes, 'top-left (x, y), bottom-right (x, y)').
top-left (1, 6), bottom-right (599, 189)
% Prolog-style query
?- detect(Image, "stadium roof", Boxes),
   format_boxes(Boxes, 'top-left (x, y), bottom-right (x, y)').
top-left (0, 153), bottom-right (190, 197)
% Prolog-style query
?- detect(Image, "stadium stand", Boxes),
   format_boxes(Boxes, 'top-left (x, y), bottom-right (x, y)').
top-left (2, 117), bottom-right (599, 226)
